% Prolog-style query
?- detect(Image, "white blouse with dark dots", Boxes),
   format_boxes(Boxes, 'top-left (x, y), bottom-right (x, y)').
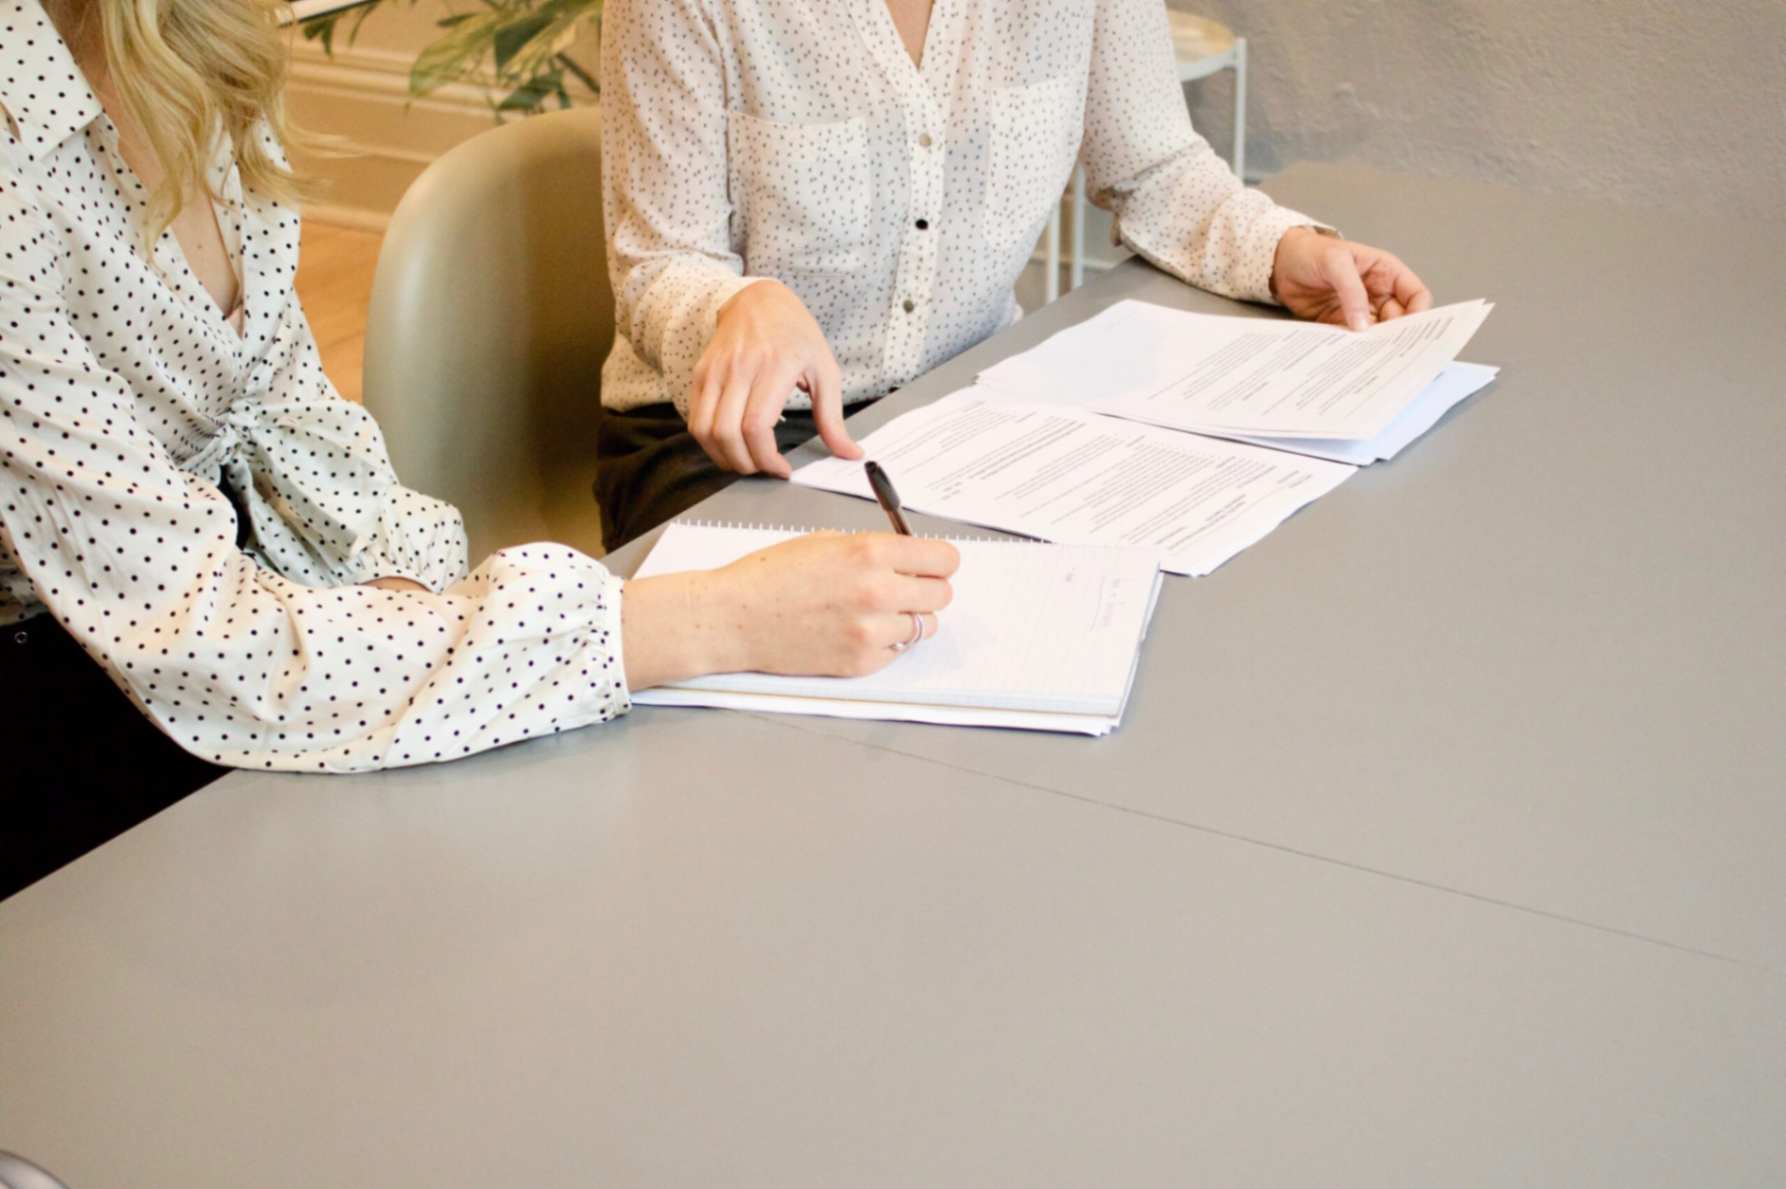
top-left (599, 0), bottom-right (1324, 416)
top-left (0, 0), bottom-right (629, 773)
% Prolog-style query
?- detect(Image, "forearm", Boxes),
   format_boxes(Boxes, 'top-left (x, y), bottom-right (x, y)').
top-left (602, 0), bottom-right (755, 404)
top-left (1106, 155), bottom-right (1322, 304)
top-left (620, 569), bottom-right (750, 690)
top-left (1082, 0), bottom-right (1322, 303)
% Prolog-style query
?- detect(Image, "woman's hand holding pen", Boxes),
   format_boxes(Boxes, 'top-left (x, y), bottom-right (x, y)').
top-left (621, 533), bottom-right (959, 689)
top-left (689, 279), bottom-right (864, 478)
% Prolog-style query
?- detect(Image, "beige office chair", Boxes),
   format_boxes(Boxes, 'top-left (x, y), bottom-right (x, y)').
top-left (362, 108), bottom-right (611, 560)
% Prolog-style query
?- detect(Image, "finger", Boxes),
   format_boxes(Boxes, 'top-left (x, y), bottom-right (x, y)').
top-left (1363, 250), bottom-right (1433, 315)
top-left (710, 368), bottom-right (759, 474)
top-left (888, 573), bottom-right (953, 614)
top-left (686, 362), bottom-right (722, 448)
top-left (809, 350), bottom-right (862, 460)
top-left (1325, 246), bottom-right (1374, 332)
top-left (869, 534), bottom-right (961, 578)
top-left (877, 610), bottom-right (939, 651)
top-left (1379, 297), bottom-right (1406, 322)
top-left (1396, 264), bottom-right (1434, 314)
top-left (742, 359), bottom-right (802, 478)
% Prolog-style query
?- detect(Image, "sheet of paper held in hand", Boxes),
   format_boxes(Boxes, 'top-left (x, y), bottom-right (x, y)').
top-left (630, 523), bottom-right (1164, 736)
top-left (978, 298), bottom-right (1494, 443)
top-left (791, 391), bottom-right (1354, 577)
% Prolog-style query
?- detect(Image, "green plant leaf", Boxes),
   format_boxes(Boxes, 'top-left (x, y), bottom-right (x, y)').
top-left (497, 67), bottom-right (562, 113)
top-left (493, 12), bottom-right (556, 70)
top-left (409, 10), bottom-right (505, 96)
top-left (298, 12), bottom-right (342, 54)
top-left (401, 0), bottom-right (604, 105)
top-left (555, 50), bottom-right (599, 94)
top-left (347, 2), bottom-right (380, 42)
top-left (300, 1), bottom-right (386, 55)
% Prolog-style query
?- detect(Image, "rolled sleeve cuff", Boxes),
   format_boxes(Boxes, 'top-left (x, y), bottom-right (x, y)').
top-left (592, 568), bottom-right (634, 716)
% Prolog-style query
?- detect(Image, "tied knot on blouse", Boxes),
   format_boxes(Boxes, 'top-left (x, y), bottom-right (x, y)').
top-left (187, 396), bottom-right (397, 572)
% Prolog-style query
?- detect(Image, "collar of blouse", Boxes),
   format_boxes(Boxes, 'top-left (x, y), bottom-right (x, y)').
top-left (0, 0), bottom-right (106, 163)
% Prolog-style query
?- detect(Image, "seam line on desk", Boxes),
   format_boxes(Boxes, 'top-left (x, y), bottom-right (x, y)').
top-left (756, 715), bottom-right (1759, 972)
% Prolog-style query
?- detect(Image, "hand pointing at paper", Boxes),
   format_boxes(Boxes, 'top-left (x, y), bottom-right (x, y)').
top-left (1270, 227), bottom-right (1434, 331)
top-left (688, 280), bottom-right (864, 479)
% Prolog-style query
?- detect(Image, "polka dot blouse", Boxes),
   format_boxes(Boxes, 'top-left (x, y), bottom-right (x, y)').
top-left (599, 0), bottom-right (1323, 417)
top-left (0, 0), bottom-right (629, 773)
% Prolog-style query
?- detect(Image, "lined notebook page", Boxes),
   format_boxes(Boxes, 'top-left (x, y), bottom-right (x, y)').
top-left (630, 523), bottom-right (1163, 721)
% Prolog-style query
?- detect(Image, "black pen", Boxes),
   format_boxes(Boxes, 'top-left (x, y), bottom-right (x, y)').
top-left (864, 460), bottom-right (912, 536)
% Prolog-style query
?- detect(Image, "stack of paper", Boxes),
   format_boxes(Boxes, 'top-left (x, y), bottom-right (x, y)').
top-left (793, 392), bottom-right (1353, 577)
top-left (631, 522), bottom-right (1164, 736)
top-left (793, 299), bottom-right (1495, 574)
top-left (1219, 361), bottom-right (1499, 465)
top-left (978, 299), bottom-right (1496, 463)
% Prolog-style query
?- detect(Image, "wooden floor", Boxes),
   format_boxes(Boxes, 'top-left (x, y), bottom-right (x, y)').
top-left (294, 221), bottom-right (382, 403)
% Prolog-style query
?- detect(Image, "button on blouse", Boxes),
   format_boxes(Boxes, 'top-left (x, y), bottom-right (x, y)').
top-left (0, 0), bottom-right (629, 772)
top-left (598, 0), bottom-right (1324, 417)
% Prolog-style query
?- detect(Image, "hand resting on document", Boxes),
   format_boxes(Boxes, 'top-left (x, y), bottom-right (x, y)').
top-left (1271, 227), bottom-right (1434, 332)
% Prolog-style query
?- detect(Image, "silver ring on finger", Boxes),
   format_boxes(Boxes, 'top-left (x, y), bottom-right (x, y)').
top-left (890, 610), bottom-right (925, 653)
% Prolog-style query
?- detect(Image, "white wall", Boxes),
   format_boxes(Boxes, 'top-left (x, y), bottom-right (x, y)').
top-left (1177, 0), bottom-right (1786, 221)
top-left (291, 1), bottom-right (1785, 232)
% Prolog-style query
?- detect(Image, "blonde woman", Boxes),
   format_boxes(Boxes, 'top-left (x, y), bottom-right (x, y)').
top-left (0, 0), bottom-right (957, 898)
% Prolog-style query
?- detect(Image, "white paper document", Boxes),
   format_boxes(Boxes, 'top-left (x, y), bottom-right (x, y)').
top-left (633, 686), bottom-right (1124, 735)
top-left (631, 522), bottom-right (1164, 735)
top-left (791, 391), bottom-right (1353, 576)
top-left (979, 298), bottom-right (1493, 442)
top-left (1218, 361), bottom-right (1500, 465)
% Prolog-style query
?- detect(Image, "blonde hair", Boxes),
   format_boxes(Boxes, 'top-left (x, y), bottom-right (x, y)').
top-left (96, 0), bottom-right (312, 238)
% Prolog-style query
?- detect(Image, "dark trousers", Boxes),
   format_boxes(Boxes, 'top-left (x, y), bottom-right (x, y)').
top-left (0, 616), bottom-right (224, 901)
top-left (595, 402), bottom-right (830, 551)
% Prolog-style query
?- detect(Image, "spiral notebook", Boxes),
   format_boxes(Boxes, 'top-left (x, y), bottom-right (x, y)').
top-left (629, 522), bottom-right (1165, 735)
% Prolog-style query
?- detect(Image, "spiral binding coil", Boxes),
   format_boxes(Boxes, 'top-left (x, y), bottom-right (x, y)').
top-left (671, 518), bottom-right (1035, 546)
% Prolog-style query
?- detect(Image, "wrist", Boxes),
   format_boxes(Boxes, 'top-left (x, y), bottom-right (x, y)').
top-left (1270, 227), bottom-right (1316, 301)
top-left (1269, 225), bottom-right (1338, 301)
top-left (685, 566), bottom-right (754, 676)
top-left (718, 277), bottom-right (786, 322)
top-left (621, 570), bottom-right (747, 690)
top-left (622, 567), bottom-right (757, 688)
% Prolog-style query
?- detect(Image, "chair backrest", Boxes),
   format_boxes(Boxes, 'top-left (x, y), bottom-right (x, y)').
top-left (362, 107), bottom-right (612, 560)
top-left (0, 1152), bottom-right (69, 1189)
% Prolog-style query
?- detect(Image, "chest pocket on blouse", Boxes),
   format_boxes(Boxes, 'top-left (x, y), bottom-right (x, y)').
top-left (982, 75), bottom-right (1084, 264)
top-left (730, 111), bottom-right (872, 274)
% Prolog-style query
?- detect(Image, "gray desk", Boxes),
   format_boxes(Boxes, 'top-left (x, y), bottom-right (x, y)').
top-left (3, 165), bottom-right (1782, 1187)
